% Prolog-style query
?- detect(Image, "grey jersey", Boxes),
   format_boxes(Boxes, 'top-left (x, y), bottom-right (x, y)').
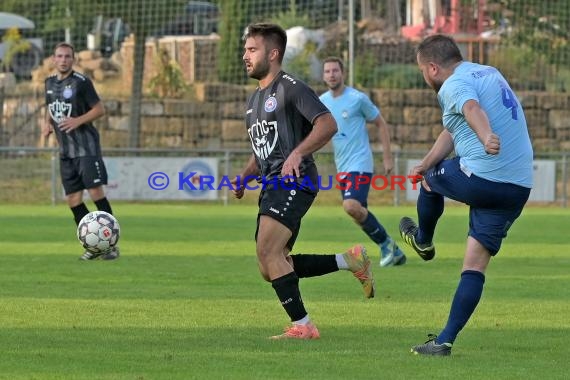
top-left (245, 71), bottom-right (330, 193)
top-left (45, 71), bottom-right (102, 158)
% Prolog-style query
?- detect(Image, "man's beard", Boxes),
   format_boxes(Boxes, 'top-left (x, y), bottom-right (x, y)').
top-left (248, 58), bottom-right (270, 80)
top-left (327, 81), bottom-right (342, 91)
top-left (431, 80), bottom-right (443, 92)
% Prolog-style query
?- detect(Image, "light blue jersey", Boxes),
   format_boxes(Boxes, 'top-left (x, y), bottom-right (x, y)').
top-left (438, 62), bottom-right (533, 187)
top-left (320, 87), bottom-right (379, 173)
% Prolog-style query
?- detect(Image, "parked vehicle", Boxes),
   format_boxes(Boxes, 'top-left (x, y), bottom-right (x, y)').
top-left (87, 1), bottom-right (219, 57)
top-left (154, 1), bottom-right (220, 37)
top-left (0, 12), bottom-right (43, 78)
top-left (87, 15), bottom-right (130, 57)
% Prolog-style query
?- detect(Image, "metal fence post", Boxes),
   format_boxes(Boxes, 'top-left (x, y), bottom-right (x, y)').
top-left (562, 152), bottom-right (568, 208)
top-left (393, 150), bottom-right (400, 206)
top-left (51, 149), bottom-right (58, 206)
top-left (223, 150), bottom-right (230, 206)
top-left (0, 87), bottom-right (4, 146)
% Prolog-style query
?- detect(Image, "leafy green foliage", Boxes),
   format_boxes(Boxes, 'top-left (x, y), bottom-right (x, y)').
top-left (283, 40), bottom-right (318, 82)
top-left (43, 0), bottom-right (76, 33)
top-left (375, 64), bottom-right (426, 89)
top-left (1, 28), bottom-right (32, 72)
top-left (486, 0), bottom-right (570, 91)
top-left (353, 52), bottom-right (424, 90)
top-left (271, 0), bottom-right (311, 30)
top-left (148, 47), bottom-right (191, 98)
top-left (487, 45), bottom-right (551, 91)
top-left (217, 0), bottom-right (250, 84)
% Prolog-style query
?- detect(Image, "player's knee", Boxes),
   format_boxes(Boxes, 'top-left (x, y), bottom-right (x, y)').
top-left (285, 255), bottom-right (293, 268)
top-left (343, 199), bottom-right (364, 219)
top-left (259, 269), bottom-right (271, 282)
top-left (88, 186), bottom-right (106, 201)
top-left (421, 180), bottom-right (432, 192)
top-left (66, 191), bottom-right (83, 207)
top-left (257, 260), bottom-right (271, 281)
top-left (256, 246), bottom-right (272, 262)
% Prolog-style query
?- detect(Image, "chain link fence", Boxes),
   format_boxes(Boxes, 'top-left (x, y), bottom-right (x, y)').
top-left (1, 1), bottom-right (569, 205)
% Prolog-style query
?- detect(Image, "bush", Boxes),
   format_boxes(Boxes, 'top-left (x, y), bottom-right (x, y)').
top-left (487, 45), bottom-right (550, 91)
top-left (148, 47), bottom-right (190, 98)
top-left (354, 52), bottom-right (424, 89)
top-left (375, 64), bottom-right (426, 89)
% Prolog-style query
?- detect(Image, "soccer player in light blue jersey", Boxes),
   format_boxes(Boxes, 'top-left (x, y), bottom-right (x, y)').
top-left (400, 35), bottom-right (533, 356)
top-left (320, 57), bottom-right (407, 268)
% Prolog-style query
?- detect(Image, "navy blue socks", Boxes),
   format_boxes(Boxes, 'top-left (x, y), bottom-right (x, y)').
top-left (416, 186), bottom-right (444, 244)
top-left (437, 270), bottom-right (485, 344)
top-left (361, 211), bottom-right (388, 244)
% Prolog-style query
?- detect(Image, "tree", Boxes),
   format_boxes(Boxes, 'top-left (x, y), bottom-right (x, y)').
top-left (44, 0), bottom-right (77, 44)
top-left (217, 0), bottom-right (251, 84)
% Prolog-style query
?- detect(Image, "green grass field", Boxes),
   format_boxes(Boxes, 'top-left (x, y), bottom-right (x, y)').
top-left (1, 203), bottom-right (568, 379)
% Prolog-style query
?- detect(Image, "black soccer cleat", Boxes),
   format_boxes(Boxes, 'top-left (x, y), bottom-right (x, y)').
top-left (79, 246), bottom-right (119, 261)
top-left (399, 217), bottom-right (436, 261)
top-left (101, 246), bottom-right (120, 260)
top-left (411, 334), bottom-right (452, 356)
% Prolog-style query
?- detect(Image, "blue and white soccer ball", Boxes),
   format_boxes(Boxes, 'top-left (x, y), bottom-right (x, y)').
top-left (77, 211), bottom-right (120, 254)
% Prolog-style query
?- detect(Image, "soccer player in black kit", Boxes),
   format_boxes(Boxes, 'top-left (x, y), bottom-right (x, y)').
top-left (231, 23), bottom-right (375, 340)
top-left (41, 42), bottom-right (119, 261)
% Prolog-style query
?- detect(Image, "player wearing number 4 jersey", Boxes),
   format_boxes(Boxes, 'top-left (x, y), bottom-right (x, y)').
top-left (400, 34), bottom-right (533, 355)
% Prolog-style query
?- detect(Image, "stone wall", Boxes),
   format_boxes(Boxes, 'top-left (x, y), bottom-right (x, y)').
top-left (119, 35), bottom-right (220, 90)
top-left (93, 86), bottom-right (570, 152)
top-left (1, 84), bottom-right (568, 152)
top-left (371, 89), bottom-right (570, 152)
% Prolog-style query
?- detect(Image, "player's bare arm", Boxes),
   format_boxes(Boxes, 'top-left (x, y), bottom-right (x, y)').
top-left (281, 113), bottom-right (337, 178)
top-left (58, 101), bottom-right (105, 134)
top-left (463, 99), bottom-right (500, 155)
top-left (41, 111), bottom-right (53, 137)
top-left (375, 114), bottom-right (394, 174)
top-left (231, 154), bottom-right (260, 199)
top-left (409, 130), bottom-right (455, 183)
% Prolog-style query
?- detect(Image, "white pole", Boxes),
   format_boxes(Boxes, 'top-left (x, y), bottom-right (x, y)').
top-left (348, 0), bottom-right (354, 87)
top-left (65, 7), bottom-right (72, 43)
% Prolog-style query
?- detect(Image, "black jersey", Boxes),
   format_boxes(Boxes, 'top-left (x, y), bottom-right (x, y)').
top-left (45, 71), bottom-right (102, 158)
top-left (245, 71), bottom-right (330, 193)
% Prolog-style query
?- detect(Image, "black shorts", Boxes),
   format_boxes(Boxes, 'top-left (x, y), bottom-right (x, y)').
top-left (256, 187), bottom-right (316, 250)
top-left (60, 156), bottom-right (108, 195)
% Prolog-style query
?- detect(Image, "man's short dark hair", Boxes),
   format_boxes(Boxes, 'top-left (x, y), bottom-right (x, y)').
top-left (54, 42), bottom-right (76, 57)
top-left (244, 23), bottom-right (287, 63)
top-left (416, 34), bottom-right (463, 67)
top-left (323, 56), bottom-right (344, 72)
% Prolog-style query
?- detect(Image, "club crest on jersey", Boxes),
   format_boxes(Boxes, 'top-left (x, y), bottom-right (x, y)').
top-left (48, 99), bottom-right (72, 124)
top-left (63, 87), bottom-right (73, 99)
top-left (248, 119), bottom-right (278, 160)
top-left (264, 96), bottom-right (277, 112)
